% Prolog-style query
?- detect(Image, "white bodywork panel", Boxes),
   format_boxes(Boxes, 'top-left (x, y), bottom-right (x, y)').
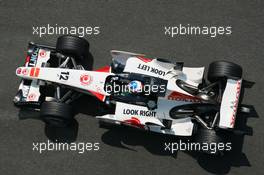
top-left (219, 79), bottom-right (242, 128)
top-left (97, 99), bottom-right (194, 136)
top-left (16, 67), bottom-right (112, 97)
top-left (123, 57), bottom-right (204, 86)
top-left (124, 57), bottom-right (174, 79)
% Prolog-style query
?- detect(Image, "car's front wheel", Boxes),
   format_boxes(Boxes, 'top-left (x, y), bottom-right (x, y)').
top-left (56, 35), bottom-right (93, 70)
top-left (40, 101), bottom-right (74, 127)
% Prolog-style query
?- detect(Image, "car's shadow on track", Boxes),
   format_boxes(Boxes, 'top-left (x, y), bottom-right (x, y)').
top-left (17, 80), bottom-right (257, 174)
top-left (18, 108), bottom-right (79, 143)
top-left (98, 104), bottom-right (257, 174)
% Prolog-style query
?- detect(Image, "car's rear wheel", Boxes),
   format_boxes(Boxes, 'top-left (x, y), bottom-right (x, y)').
top-left (40, 101), bottom-right (74, 127)
top-left (207, 61), bottom-right (242, 82)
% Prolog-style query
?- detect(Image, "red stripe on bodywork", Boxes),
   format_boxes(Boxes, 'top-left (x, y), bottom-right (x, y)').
top-left (137, 56), bottom-right (152, 63)
top-left (25, 56), bottom-right (30, 63)
top-left (95, 66), bottom-right (111, 73)
top-left (168, 91), bottom-right (201, 102)
top-left (34, 68), bottom-right (40, 77)
top-left (88, 90), bottom-right (106, 102)
top-left (30, 68), bottom-right (35, 76)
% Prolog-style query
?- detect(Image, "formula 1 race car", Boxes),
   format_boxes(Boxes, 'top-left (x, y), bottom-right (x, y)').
top-left (14, 35), bottom-right (247, 154)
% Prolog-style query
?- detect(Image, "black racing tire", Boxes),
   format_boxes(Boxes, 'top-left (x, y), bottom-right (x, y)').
top-left (40, 101), bottom-right (74, 127)
top-left (207, 61), bottom-right (242, 82)
top-left (56, 35), bottom-right (90, 61)
top-left (194, 128), bottom-right (225, 155)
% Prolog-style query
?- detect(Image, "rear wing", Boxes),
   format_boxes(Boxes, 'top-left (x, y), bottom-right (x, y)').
top-left (219, 79), bottom-right (242, 128)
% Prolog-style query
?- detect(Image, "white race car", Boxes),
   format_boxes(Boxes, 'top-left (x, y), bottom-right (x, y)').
top-left (14, 35), bottom-right (247, 154)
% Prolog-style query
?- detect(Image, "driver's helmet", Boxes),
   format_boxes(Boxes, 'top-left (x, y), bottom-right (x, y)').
top-left (128, 80), bottom-right (143, 93)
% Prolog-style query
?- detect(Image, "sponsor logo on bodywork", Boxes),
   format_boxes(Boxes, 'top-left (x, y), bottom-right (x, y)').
top-left (28, 93), bottom-right (36, 101)
top-left (137, 63), bottom-right (166, 76)
top-left (22, 68), bottom-right (29, 75)
top-left (123, 108), bottom-right (156, 117)
top-left (39, 50), bottom-right (47, 58)
top-left (16, 68), bottom-right (22, 74)
top-left (80, 73), bottom-right (92, 86)
top-left (168, 91), bottom-right (201, 102)
top-left (28, 48), bottom-right (39, 67)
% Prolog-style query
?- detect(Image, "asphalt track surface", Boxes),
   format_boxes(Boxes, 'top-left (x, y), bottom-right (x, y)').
top-left (0, 1), bottom-right (263, 174)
